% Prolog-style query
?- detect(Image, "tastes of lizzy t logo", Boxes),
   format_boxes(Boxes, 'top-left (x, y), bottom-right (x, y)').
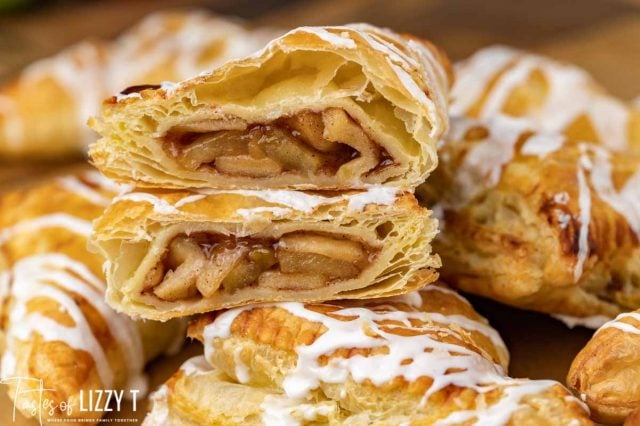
top-left (0, 376), bottom-right (140, 425)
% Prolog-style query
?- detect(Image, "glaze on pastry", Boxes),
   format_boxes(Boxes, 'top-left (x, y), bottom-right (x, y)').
top-left (91, 187), bottom-right (439, 321)
top-left (417, 115), bottom-right (640, 322)
top-left (0, 10), bottom-right (277, 159)
top-left (142, 284), bottom-right (591, 425)
top-left (0, 171), bottom-right (186, 424)
top-left (89, 24), bottom-right (451, 190)
top-left (568, 310), bottom-right (640, 424)
top-left (451, 46), bottom-right (640, 154)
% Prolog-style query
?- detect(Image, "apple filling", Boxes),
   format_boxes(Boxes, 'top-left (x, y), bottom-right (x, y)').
top-left (143, 232), bottom-right (374, 301)
top-left (163, 108), bottom-right (393, 179)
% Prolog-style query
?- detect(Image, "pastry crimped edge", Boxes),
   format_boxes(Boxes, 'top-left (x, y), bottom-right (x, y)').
top-left (91, 187), bottom-right (440, 321)
top-left (89, 23), bottom-right (451, 190)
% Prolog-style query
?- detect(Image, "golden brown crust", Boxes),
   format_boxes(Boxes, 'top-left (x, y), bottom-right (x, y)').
top-left (418, 115), bottom-right (640, 320)
top-left (89, 24), bottom-right (450, 190)
top-left (568, 310), bottom-right (640, 424)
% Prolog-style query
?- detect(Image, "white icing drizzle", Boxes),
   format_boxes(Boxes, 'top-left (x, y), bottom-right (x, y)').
top-left (203, 292), bottom-right (583, 423)
top-left (297, 26), bottom-right (357, 49)
top-left (57, 175), bottom-right (112, 206)
top-left (574, 149), bottom-right (592, 282)
top-left (520, 133), bottom-right (565, 157)
top-left (596, 312), bottom-right (640, 336)
top-left (115, 187), bottom-right (399, 216)
top-left (0, 213), bottom-right (92, 245)
top-left (0, 254), bottom-right (146, 394)
top-left (451, 45), bottom-right (633, 151)
top-left (552, 314), bottom-right (611, 330)
top-left (233, 347), bottom-right (250, 384)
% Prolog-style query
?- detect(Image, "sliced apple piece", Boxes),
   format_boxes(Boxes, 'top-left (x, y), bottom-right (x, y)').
top-left (258, 271), bottom-right (327, 290)
top-left (278, 250), bottom-right (360, 279)
top-left (176, 130), bottom-right (250, 171)
top-left (285, 111), bottom-right (339, 153)
top-left (257, 127), bottom-right (327, 172)
top-left (215, 155), bottom-right (282, 177)
top-left (279, 233), bottom-right (367, 265)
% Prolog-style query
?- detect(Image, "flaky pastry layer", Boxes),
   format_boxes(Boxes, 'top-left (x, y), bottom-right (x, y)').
top-left (89, 24), bottom-right (451, 190)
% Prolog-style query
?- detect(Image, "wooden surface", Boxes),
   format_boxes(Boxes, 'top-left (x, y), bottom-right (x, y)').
top-left (0, 0), bottom-right (638, 424)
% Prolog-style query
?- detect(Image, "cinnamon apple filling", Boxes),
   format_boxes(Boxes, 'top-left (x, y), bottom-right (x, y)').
top-left (163, 108), bottom-right (393, 179)
top-left (143, 232), bottom-right (375, 301)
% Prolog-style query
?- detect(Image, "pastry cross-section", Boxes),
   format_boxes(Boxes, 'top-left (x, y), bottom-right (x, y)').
top-left (91, 188), bottom-right (440, 320)
top-left (89, 24), bottom-right (451, 190)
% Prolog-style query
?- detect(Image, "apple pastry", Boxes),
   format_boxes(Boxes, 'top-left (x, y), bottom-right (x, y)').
top-left (89, 24), bottom-right (451, 190)
top-left (90, 187), bottom-right (440, 321)
top-left (0, 10), bottom-right (278, 159)
top-left (568, 310), bottom-right (640, 424)
top-left (451, 45), bottom-right (640, 154)
top-left (142, 283), bottom-right (591, 425)
top-left (0, 170), bottom-right (186, 424)
top-left (417, 115), bottom-right (640, 323)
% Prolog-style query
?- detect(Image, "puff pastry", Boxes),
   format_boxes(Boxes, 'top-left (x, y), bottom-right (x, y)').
top-left (0, 10), bottom-right (277, 159)
top-left (568, 310), bottom-right (640, 424)
top-left (89, 24), bottom-right (451, 190)
top-left (451, 45), bottom-right (640, 153)
top-left (0, 170), bottom-right (186, 424)
top-left (417, 115), bottom-right (640, 322)
top-left (91, 187), bottom-right (440, 321)
top-left (142, 283), bottom-right (591, 425)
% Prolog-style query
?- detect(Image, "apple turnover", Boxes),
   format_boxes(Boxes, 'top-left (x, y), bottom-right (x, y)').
top-left (0, 170), bottom-right (186, 424)
top-left (89, 24), bottom-right (451, 190)
top-left (451, 45), bottom-right (640, 153)
top-left (91, 187), bottom-right (439, 321)
top-left (417, 115), bottom-right (640, 323)
top-left (0, 10), bottom-right (277, 159)
top-left (568, 310), bottom-right (640, 424)
top-left (142, 283), bottom-right (591, 425)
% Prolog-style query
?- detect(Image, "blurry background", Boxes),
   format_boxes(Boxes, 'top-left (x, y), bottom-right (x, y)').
top-left (1, 0), bottom-right (640, 97)
top-left (0, 0), bottom-right (638, 423)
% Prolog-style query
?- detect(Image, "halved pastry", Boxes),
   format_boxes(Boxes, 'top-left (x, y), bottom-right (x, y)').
top-left (142, 283), bottom-right (591, 425)
top-left (89, 24), bottom-right (451, 190)
top-left (568, 310), bottom-right (640, 424)
top-left (451, 45), bottom-right (640, 153)
top-left (0, 10), bottom-right (277, 159)
top-left (417, 115), bottom-right (640, 323)
top-left (91, 187), bottom-right (440, 321)
top-left (0, 170), bottom-right (186, 424)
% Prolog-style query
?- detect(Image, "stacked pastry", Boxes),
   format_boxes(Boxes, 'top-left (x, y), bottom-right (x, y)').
top-left (0, 169), bottom-right (186, 423)
top-left (0, 10), bottom-right (279, 160)
top-left (87, 25), bottom-right (591, 424)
